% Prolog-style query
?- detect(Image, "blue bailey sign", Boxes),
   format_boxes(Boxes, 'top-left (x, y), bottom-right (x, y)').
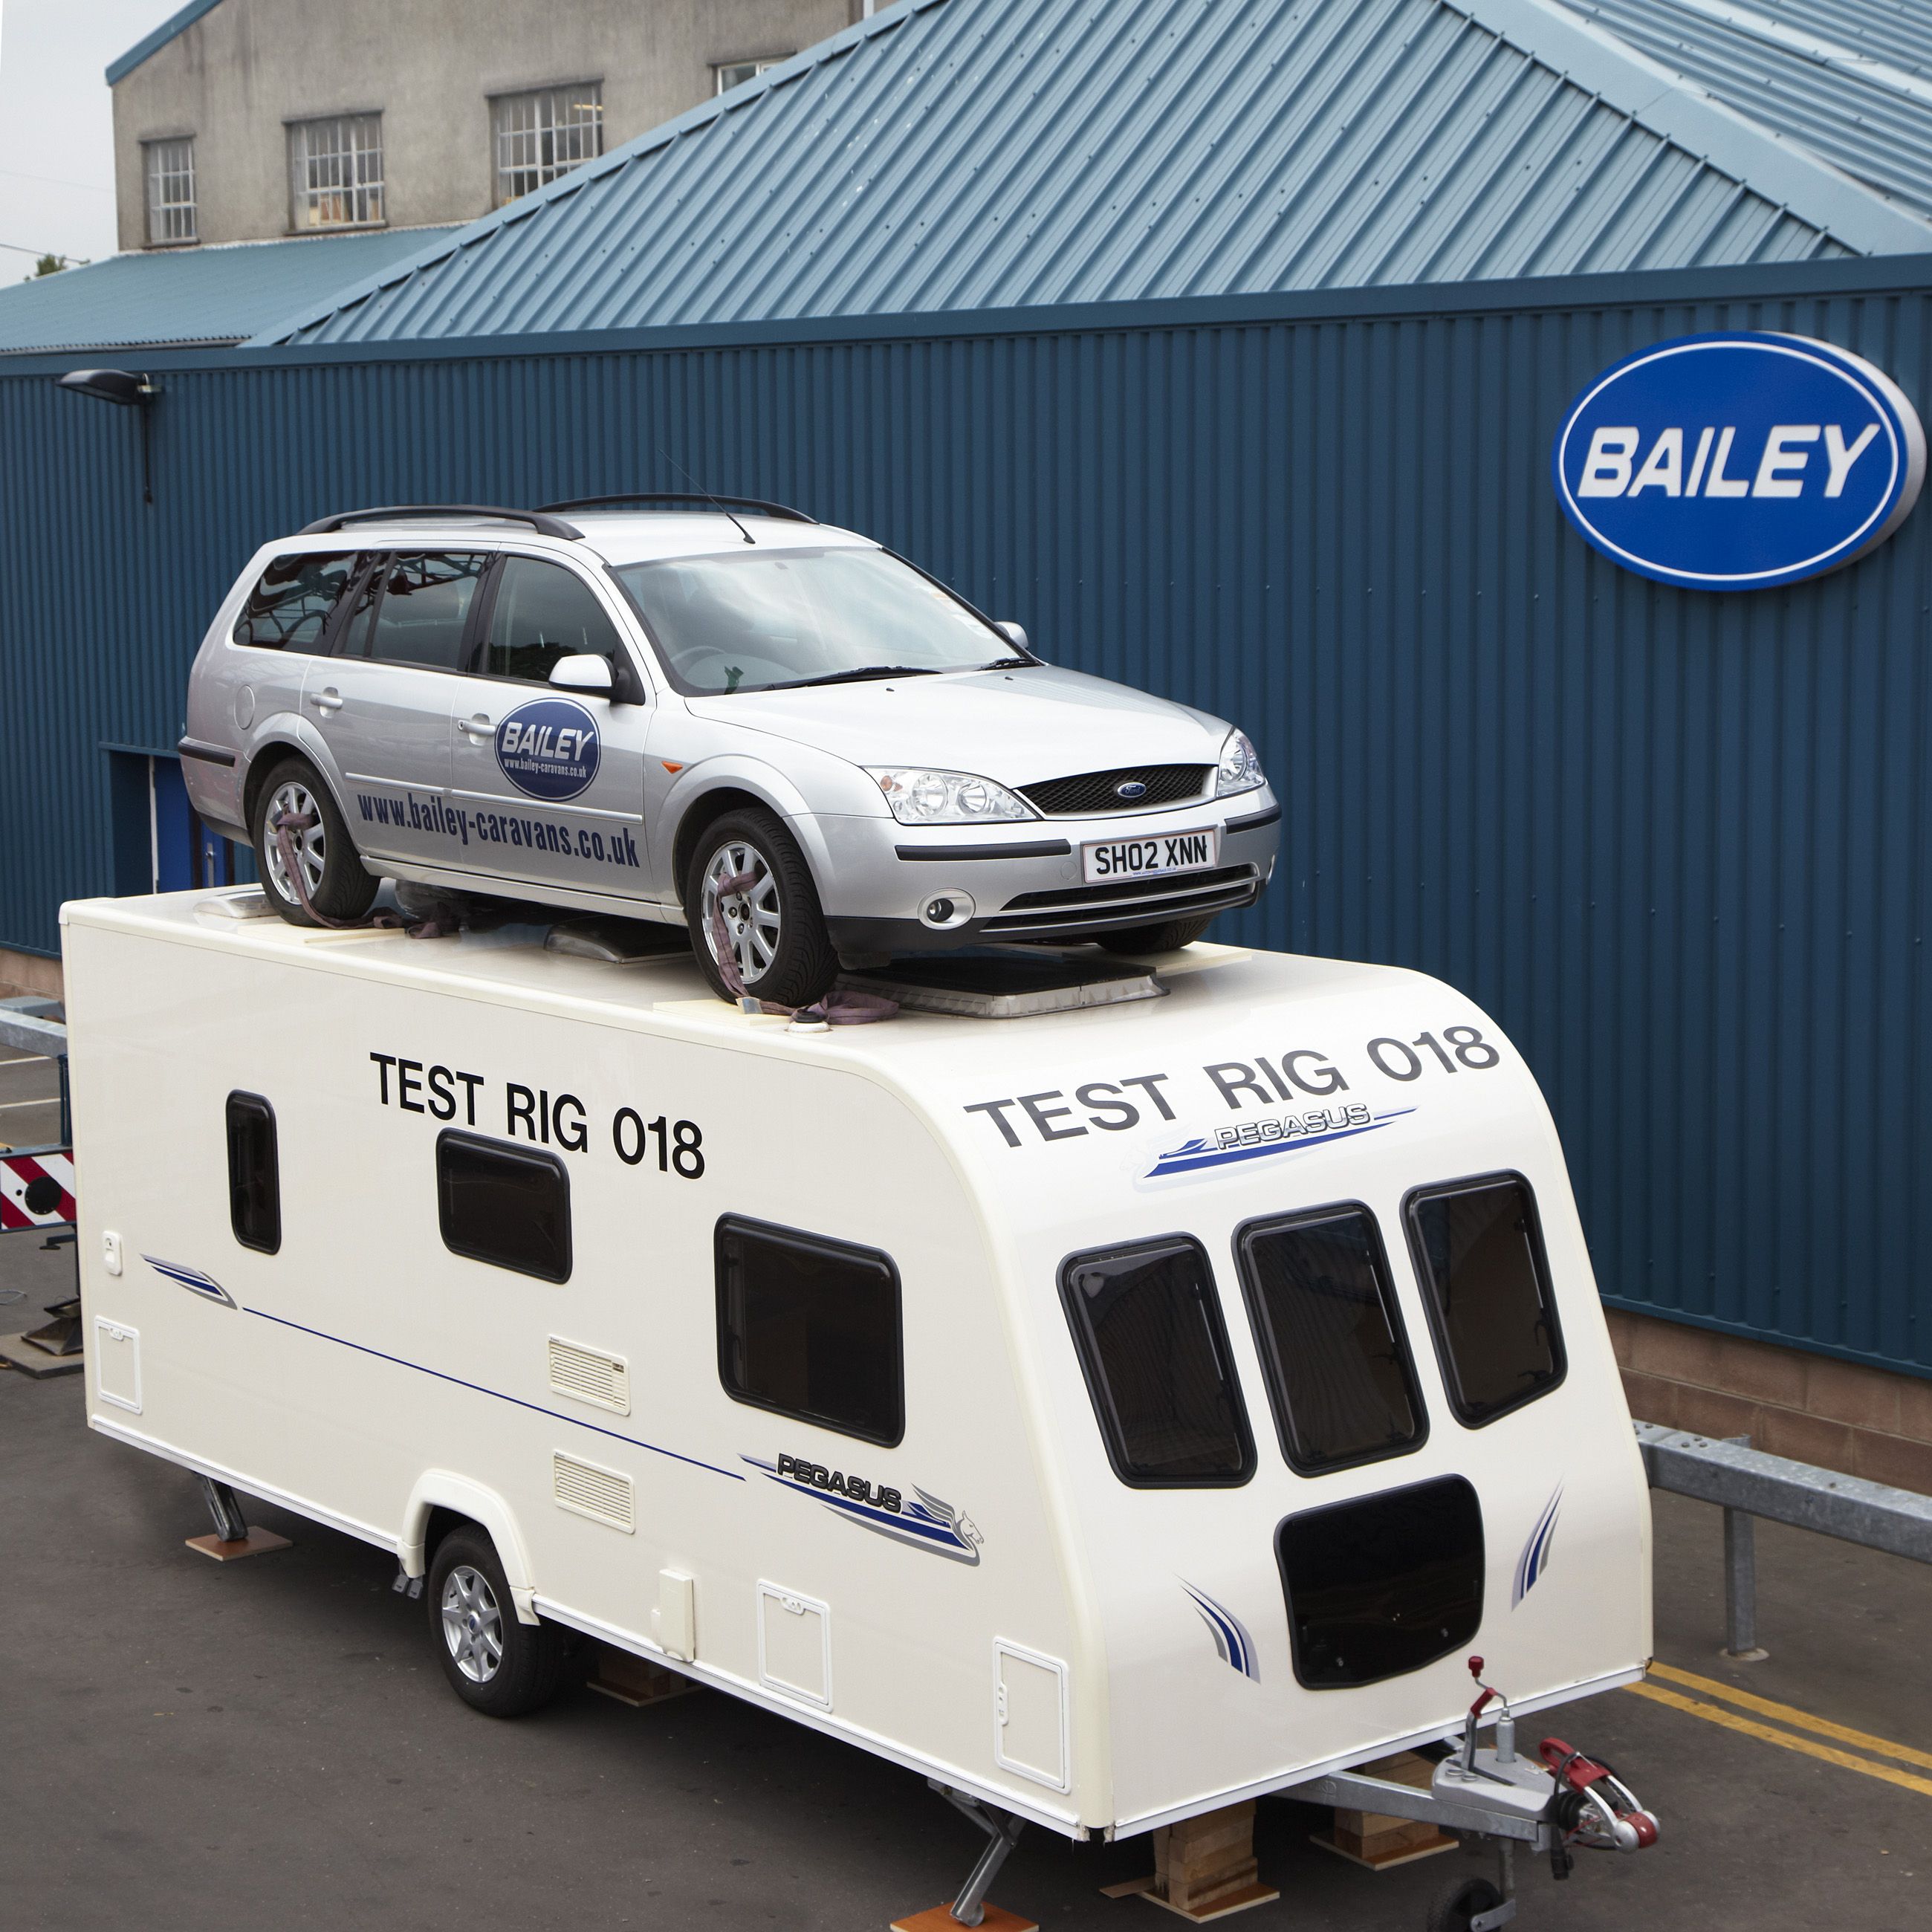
top-left (1553, 333), bottom-right (1925, 589)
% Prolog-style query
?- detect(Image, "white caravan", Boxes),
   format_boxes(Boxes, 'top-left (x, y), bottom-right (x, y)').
top-left (64, 891), bottom-right (1655, 1918)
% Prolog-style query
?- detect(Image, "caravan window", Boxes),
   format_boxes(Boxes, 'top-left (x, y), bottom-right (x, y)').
top-left (1060, 1236), bottom-right (1253, 1486)
top-left (225, 1092), bottom-right (281, 1254)
top-left (1234, 1205), bottom-right (1425, 1474)
top-left (715, 1216), bottom-right (903, 1446)
top-left (1404, 1174), bottom-right (1564, 1426)
top-left (436, 1130), bottom-right (571, 1283)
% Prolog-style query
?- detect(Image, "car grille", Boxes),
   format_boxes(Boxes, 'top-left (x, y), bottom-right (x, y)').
top-left (982, 864), bottom-right (1261, 938)
top-left (1019, 764), bottom-right (1211, 817)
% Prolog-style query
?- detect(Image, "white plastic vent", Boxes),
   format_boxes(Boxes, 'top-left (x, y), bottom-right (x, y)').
top-left (547, 1336), bottom-right (630, 1414)
top-left (552, 1452), bottom-right (635, 1532)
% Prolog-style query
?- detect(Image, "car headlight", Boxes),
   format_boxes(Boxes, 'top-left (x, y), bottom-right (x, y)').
top-left (1215, 729), bottom-right (1265, 799)
top-left (866, 767), bottom-right (1037, 825)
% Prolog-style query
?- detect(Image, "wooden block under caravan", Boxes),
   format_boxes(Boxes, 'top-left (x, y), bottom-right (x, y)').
top-left (890, 1905), bottom-right (1037, 1932)
top-left (586, 1643), bottom-right (700, 1708)
top-left (1309, 1751), bottom-right (1457, 1870)
top-left (184, 1528), bottom-right (292, 1561)
top-left (1109, 1801), bottom-right (1280, 1921)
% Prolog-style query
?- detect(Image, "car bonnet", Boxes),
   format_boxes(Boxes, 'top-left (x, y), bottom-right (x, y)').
top-left (681, 664), bottom-right (1226, 782)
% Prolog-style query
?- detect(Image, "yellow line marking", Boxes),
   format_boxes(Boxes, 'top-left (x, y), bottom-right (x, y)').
top-left (1647, 1662), bottom-right (1932, 1772)
top-left (1624, 1682), bottom-right (1932, 1798)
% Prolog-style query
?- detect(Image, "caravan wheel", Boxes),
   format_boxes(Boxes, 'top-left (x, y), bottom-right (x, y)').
top-left (427, 1526), bottom-right (565, 1718)
top-left (1425, 1876), bottom-right (1504, 1932)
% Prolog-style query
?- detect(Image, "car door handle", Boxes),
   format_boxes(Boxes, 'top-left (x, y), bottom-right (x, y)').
top-left (457, 715), bottom-right (494, 738)
top-left (308, 687), bottom-right (343, 713)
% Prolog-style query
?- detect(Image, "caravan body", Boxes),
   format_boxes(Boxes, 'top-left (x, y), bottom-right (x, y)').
top-left (64, 892), bottom-right (1649, 1839)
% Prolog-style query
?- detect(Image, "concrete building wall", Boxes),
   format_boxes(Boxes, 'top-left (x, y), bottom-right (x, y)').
top-left (111, 0), bottom-right (860, 250)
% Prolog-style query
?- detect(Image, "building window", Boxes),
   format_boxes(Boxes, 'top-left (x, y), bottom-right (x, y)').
top-left (289, 114), bottom-right (384, 230)
top-left (1404, 1173), bottom-right (1566, 1427)
top-left (492, 84), bottom-right (603, 207)
top-left (144, 137), bottom-right (196, 245)
top-left (436, 1130), bottom-right (571, 1283)
top-left (1060, 1236), bottom-right (1254, 1487)
top-left (226, 1092), bottom-right (280, 1254)
top-left (715, 57), bottom-right (789, 94)
top-left (715, 1216), bottom-right (903, 1445)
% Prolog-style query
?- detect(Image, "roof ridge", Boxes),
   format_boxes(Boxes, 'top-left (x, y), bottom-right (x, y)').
top-left (1452, 0), bottom-right (1932, 249)
top-left (106, 0), bottom-right (226, 88)
top-left (1616, 0), bottom-right (1932, 107)
top-left (240, 0), bottom-right (948, 349)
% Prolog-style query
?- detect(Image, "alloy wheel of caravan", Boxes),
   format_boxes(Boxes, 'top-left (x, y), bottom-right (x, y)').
top-left (440, 1565), bottom-right (504, 1683)
top-left (424, 1526), bottom-right (566, 1718)
top-left (249, 756), bottom-right (380, 927)
top-left (684, 806), bottom-right (837, 1007)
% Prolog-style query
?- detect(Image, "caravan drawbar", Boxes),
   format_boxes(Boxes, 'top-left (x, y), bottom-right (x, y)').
top-left (64, 891), bottom-right (1659, 1922)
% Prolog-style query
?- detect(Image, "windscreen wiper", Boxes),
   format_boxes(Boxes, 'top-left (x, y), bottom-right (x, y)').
top-left (767, 664), bottom-right (942, 690)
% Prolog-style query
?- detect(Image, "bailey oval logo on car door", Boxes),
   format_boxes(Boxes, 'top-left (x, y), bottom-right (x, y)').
top-left (495, 697), bottom-right (601, 802)
top-left (1552, 333), bottom-right (1926, 590)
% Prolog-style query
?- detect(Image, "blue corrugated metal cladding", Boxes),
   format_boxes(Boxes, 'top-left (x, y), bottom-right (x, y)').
top-left (2, 256), bottom-right (1929, 1380)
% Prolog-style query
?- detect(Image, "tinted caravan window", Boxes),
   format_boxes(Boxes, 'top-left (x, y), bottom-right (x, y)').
top-left (1277, 1475), bottom-right (1484, 1688)
top-left (1235, 1206), bottom-right (1425, 1474)
top-left (232, 551), bottom-right (357, 649)
top-left (1405, 1174), bottom-right (1564, 1426)
top-left (716, 1216), bottom-right (902, 1446)
top-left (1060, 1236), bottom-right (1253, 1486)
top-left (225, 1091), bottom-right (280, 1254)
top-left (436, 1130), bottom-right (571, 1282)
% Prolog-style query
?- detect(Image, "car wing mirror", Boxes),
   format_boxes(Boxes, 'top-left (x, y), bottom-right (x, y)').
top-left (995, 620), bottom-right (1035, 657)
top-left (549, 653), bottom-right (615, 696)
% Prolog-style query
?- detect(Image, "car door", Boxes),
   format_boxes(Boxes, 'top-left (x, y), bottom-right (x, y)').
top-left (302, 551), bottom-right (491, 868)
top-left (445, 552), bottom-right (656, 901)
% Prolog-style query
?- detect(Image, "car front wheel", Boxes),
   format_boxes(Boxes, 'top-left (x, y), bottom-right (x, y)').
top-left (1094, 914), bottom-right (1214, 956)
top-left (250, 758), bottom-right (378, 927)
top-left (684, 807), bottom-right (837, 1007)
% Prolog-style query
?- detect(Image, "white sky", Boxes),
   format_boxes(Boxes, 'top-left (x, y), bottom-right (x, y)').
top-left (0, 1), bottom-right (187, 272)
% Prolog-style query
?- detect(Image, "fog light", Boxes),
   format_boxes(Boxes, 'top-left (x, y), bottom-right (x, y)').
top-left (917, 890), bottom-right (975, 930)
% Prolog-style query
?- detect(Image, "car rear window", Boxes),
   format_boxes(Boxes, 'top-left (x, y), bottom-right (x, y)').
top-left (1404, 1175), bottom-right (1564, 1426)
top-left (232, 551), bottom-right (357, 649)
top-left (715, 1216), bottom-right (903, 1445)
top-left (343, 552), bottom-right (490, 671)
top-left (1234, 1205), bottom-right (1425, 1474)
top-left (1060, 1236), bottom-right (1253, 1485)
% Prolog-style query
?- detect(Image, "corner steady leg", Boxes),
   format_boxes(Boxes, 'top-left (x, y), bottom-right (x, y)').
top-left (929, 1781), bottom-right (1027, 1928)
top-left (199, 1476), bottom-right (249, 1544)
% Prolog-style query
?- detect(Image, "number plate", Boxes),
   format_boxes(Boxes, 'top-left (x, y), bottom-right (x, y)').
top-left (1081, 827), bottom-right (1219, 885)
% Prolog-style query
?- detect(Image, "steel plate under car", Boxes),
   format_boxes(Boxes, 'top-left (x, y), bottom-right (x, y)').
top-left (843, 948), bottom-right (1167, 1019)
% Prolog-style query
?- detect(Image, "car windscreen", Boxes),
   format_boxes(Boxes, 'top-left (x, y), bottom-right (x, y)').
top-left (611, 547), bottom-right (1024, 694)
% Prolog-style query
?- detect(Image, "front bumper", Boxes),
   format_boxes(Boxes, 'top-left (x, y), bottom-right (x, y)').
top-left (810, 791), bottom-right (1280, 957)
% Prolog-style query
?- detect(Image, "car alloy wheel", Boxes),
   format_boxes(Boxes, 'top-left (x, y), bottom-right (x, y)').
top-left (700, 837), bottom-right (782, 986)
top-left (440, 1563), bottom-right (504, 1685)
top-left (264, 776), bottom-right (328, 907)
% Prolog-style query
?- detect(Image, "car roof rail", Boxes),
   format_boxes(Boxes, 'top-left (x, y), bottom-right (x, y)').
top-left (296, 504), bottom-right (584, 539)
top-left (534, 492), bottom-right (817, 524)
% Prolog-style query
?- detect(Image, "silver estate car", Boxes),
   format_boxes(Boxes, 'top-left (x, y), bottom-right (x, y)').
top-left (181, 499), bottom-right (1280, 1005)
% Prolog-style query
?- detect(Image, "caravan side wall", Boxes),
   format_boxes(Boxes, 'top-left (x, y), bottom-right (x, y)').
top-left (65, 905), bottom-right (1095, 1832)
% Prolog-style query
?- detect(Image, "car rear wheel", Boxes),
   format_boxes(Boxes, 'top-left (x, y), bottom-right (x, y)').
top-left (250, 758), bottom-right (378, 927)
top-left (685, 807), bottom-right (837, 1007)
top-left (1094, 914), bottom-right (1214, 956)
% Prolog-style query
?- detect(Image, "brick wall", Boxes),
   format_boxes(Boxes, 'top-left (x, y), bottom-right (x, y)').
top-left (1608, 1309), bottom-right (1932, 1496)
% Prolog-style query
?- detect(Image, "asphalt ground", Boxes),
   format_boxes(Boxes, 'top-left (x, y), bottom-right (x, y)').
top-left (2, 1254), bottom-right (1926, 1931)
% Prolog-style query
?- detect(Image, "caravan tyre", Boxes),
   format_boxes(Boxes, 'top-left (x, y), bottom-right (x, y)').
top-left (685, 806), bottom-right (837, 1007)
top-left (427, 1527), bottom-right (565, 1718)
top-left (250, 758), bottom-right (379, 927)
top-left (1425, 1877), bottom-right (1504, 1932)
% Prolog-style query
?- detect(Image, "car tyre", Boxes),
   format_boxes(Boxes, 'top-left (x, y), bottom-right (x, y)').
top-left (427, 1526), bottom-right (565, 1719)
top-left (685, 807), bottom-right (837, 1007)
top-left (1094, 914), bottom-right (1214, 956)
top-left (250, 757), bottom-right (378, 927)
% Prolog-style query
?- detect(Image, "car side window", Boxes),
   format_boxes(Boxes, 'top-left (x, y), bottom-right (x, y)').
top-left (232, 551), bottom-right (357, 649)
top-left (482, 557), bottom-right (623, 684)
top-left (340, 552), bottom-right (490, 671)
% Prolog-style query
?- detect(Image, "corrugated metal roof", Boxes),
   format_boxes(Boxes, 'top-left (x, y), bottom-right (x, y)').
top-left (257, 0), bottom-right (1932, 349)
top-left (1557, 0), bottom-right (1932, 218)
top-left (0, 228), bottom-right (461, 355)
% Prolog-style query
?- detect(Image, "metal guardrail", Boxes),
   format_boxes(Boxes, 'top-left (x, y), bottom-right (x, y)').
top-left (1636, 1421), bottom-right (1932, 1659)
top-left (0, 996), bottom-right (68, 1145)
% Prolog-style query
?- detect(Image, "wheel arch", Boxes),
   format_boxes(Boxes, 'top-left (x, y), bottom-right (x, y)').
top-left (670, 776), bottom-right (835, 902)
top-left (400, 1471), bottom-right (540, 1624)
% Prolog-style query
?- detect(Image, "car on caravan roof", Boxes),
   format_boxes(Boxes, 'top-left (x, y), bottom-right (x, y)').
top-left (178, 499), bottom-right (1280, 1005)
top-left (65, 891), bottom-right (1655, 1921)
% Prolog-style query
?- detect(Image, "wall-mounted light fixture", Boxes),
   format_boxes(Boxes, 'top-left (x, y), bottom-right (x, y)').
top-left (57, 367), bottom-right (159, 504)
